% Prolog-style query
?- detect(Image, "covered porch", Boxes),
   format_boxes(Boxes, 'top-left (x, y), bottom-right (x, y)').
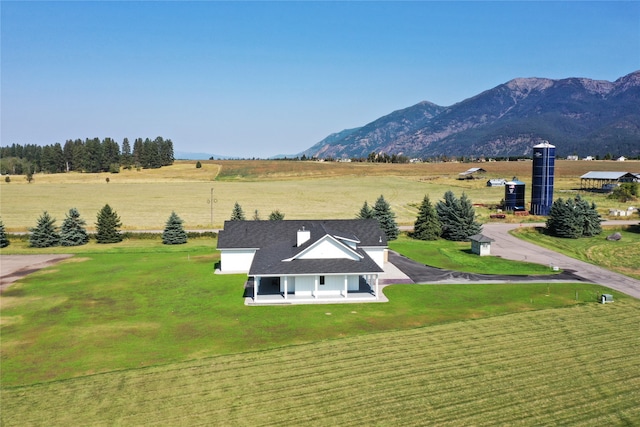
top-left (245, 274), bottom-right (381, 305)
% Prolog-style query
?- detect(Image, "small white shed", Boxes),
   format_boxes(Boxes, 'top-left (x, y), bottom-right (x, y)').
top-left (469, 234), bottom-right (494, 256)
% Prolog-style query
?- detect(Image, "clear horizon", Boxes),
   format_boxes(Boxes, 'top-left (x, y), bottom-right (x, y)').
top-left (2, 1), bottom-right (639, 158)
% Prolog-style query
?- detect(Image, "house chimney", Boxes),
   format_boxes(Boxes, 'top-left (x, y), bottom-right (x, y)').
top-left (297, 226), bottom-right (311, 247)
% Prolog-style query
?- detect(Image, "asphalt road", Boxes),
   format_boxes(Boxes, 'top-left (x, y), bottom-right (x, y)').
top-left (480, 221), bottom-right (640, 299)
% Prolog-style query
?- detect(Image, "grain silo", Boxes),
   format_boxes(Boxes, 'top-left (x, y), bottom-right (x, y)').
top-left (504, 180), bottom-right (526, 211)
top-left (530, 141), bottom-right (555, 215)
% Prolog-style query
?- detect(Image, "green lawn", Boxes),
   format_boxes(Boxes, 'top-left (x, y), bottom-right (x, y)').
top-left (0, 238), bottom-right (614, 387)
top-left (389, 234), bottom-right (558, 275)
top-left (512, 225), bottom-right (640, 280)
top-left (3, 300), bottom-right (639, 426)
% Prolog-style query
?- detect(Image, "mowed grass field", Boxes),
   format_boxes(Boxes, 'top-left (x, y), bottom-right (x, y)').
top-left (1, 159), bottom-right (637, 230)
top-left (513, 225), bottom-right (640, 280)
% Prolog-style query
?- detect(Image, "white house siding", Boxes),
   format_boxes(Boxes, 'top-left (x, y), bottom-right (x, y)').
top-left (347, 275), bottom-right (360, 291)
top-left (220, 249), bottom-right (256, 273)
top-left (298, 238), bottom-right (359, 260)
top-left (316, 275), bottom-right (346, 296)
top-left (294, 276), bottom-right (315, 296)
top-left (362, 247), bottom-right (386, 269)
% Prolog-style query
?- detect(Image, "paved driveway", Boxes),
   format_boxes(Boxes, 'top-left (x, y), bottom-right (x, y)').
top-left (481, 221), bottom-right (640, 299)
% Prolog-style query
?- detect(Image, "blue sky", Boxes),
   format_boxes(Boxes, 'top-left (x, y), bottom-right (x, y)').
top-left (2, 1), bottom-right (639, 158)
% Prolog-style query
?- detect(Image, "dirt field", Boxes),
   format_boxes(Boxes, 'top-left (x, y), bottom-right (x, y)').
top-left (0, 255), bottom-right (73, 292)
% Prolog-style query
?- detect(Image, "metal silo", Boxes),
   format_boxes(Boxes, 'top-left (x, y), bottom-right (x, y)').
top-left (530, 141), bottom-right (555, 215)
top-left (504, 180), bottom-right (526, 211)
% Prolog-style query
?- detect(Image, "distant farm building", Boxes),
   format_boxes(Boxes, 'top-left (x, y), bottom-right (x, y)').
top-left (487, 179), bottom-right (506, 187)
top-left (458, 167), bottom-right (486, 180)
top-left (580, 171), bottom-right (639, 191)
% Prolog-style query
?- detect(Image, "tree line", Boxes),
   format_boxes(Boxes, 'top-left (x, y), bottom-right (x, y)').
top-left (0, 137), bottom-right (174, 175)
top-left (0, 207), bottom-right (188, 249)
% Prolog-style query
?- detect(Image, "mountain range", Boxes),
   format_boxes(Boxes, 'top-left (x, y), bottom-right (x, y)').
top-left (299, 71), bottom-right (640, 159)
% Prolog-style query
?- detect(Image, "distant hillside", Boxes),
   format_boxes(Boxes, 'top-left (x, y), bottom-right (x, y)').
top-left (175, 151), bottom-right (229, 160)
top-left (300, 71), bottom-right (640, 159)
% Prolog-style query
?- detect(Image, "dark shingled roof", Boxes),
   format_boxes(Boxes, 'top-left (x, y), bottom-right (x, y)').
top-left (217, 219), bottom-right (386, 276)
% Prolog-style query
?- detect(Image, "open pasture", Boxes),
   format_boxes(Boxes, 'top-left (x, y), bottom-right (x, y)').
top-left (1, 159), bottom-right (636, 230)
top-left (3, 299), bottom-right (639, 426)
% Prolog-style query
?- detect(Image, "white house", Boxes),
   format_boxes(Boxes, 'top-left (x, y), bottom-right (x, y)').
top-left (217, 219), bottom-right (387, 304)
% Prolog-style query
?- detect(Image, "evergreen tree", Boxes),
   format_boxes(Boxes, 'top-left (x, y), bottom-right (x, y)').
top-left (269, 210), bottom-right (285, 221)
top-left (121, 138), bottom-right (133, 170)
top-left (373, 195), bottom-right (399, 240)
top-left (546, 198), bottom-right (580, 238)
top-left (356, 201), bottom-right (375, 219)
top-left (29, 211), bottom-right (60, 248)
top-left (0, 218), bottom-right (9, 248)
top-left (252, 209), bottom-right (261, 220)
top-left (230, 202), bottom-right (246, 221)
top-left (95, 204), bottom-right (123, 243)
top-left (546, 196), bottom-right (602, 238)
top-left (411, 195), bottom-right (441, 240)
top-left (162, 211), bottom-right (187, 245)
top-left (436, 191), bottom-right (481, 241)
top-left (59, 208), bottom-right (89, 246)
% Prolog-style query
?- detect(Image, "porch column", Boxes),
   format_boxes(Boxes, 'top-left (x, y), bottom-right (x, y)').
top-left (375, 274), bottom-right (379, 299)
top-left (254, 276), bottom-right (259, 301)
top-left (344, 275), bottom-right (348, 298)
top-left (284, 276), bottom-right (288, 300)
top-left (314, 276), bottom-right (318, 298)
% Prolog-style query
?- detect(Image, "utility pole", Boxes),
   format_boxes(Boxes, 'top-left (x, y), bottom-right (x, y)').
top-left (210, 188), bottom-right (214, 227)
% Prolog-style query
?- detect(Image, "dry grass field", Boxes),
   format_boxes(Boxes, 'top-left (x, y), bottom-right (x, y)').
top-left (1, 159), bottom-right (636, 230)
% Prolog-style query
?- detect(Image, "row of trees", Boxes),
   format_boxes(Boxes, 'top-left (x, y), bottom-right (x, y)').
top-left (230, 203), bottom-right (285, 221)
top-left (408, 191), bottom-right (482, 242)
top-left (3, 206), bottom-right (188, 249)
top-left (0, 137), bottom-right (174, 175)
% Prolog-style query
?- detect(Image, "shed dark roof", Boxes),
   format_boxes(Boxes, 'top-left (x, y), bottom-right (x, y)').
top-left (469, 234), bottom-right (494, 243)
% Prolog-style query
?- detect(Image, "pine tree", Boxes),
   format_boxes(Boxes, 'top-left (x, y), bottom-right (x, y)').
top-left (162, 211), bottom-right (187, 245)
top-left (546, 196), bottom-right (602, 238)
top-left (436, 191), bottom-right (481, 241)
top-left (411, 195), bottom-right (441, 240)
top-left (95, 204), bottom-right (123, 243)
top-left (230, 202), bottom-right (246, 221)
top-left (0, 218), bottom-right (10, 248)
top-left (373, 195), bottom-right (399, 240)
top-left (252, 209), bottom-right (261, 221)
top-left (356, 201), bottom-right (375, 219)
top-left (269, 210), bottom-right (285, 221)
top-left (59, 208), bottom-right (89, 246)
top-left (29, 211), bottom-right (60, 248)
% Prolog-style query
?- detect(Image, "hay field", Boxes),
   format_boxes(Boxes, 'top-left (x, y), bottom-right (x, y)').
top-left (1, 160), bottom-right (636, 230)
top-left (3, 301), bottom-right (639, 426)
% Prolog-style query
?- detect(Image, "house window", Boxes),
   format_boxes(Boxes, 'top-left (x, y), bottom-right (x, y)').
top-left (319, 276), bottom-right (325, 285)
